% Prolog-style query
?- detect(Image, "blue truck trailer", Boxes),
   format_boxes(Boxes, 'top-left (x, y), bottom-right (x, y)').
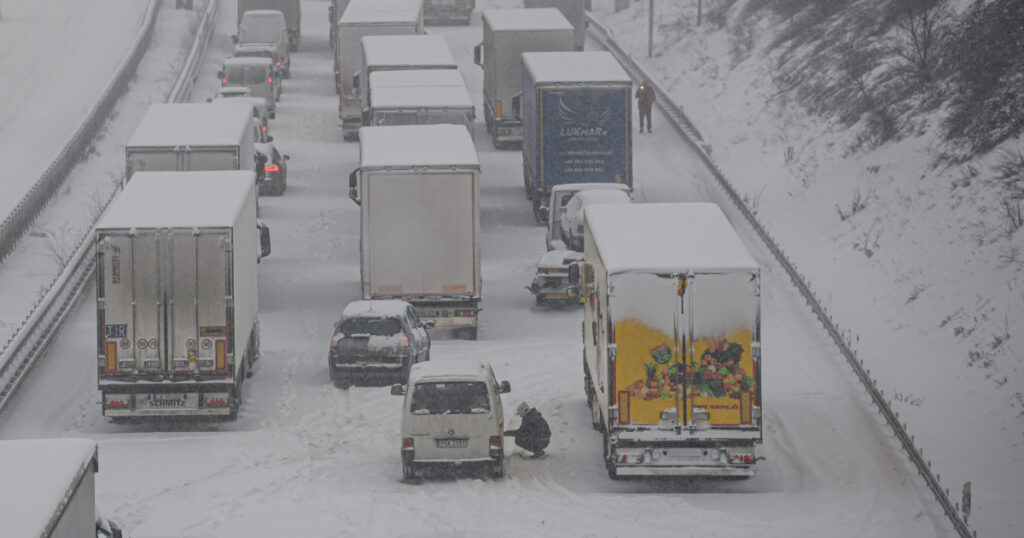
top-left (520, 51), bottom-right (632, 223)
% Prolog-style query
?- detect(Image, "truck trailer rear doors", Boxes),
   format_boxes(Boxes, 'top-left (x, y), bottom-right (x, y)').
top-left (609, 272), bottom-right (760, 428)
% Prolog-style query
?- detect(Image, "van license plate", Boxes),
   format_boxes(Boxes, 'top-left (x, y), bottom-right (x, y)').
top-left (436, 438), bottom-right (468, 449)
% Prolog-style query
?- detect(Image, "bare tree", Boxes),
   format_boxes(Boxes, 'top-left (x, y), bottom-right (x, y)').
top-left (893, 1), bottom-right (947, 84)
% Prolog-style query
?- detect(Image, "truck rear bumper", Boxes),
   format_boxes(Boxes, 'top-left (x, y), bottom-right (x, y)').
top-left (609, 438), bottom-right (758, 477)
top-left (100, 384), bottom-right (235, 417)
top-left (492, 120), bottom-right (522, 145)
top-left (614, 464), bottom-right (755, 478)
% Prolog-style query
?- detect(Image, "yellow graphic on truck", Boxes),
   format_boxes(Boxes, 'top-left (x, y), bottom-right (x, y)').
top-left (614, 319), bottom-right (756, 426)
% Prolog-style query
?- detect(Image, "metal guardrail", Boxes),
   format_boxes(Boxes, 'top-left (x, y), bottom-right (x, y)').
top-left (0, 1), bottom-right (161, 263)
top-left (0, 0), bottom-right (219, 417)
top-left (586, 14), bottom-right (974, 538)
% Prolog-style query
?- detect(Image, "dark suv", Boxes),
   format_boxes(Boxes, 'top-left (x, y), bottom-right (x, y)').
top-left (328, 300), bottom-right (433, 388)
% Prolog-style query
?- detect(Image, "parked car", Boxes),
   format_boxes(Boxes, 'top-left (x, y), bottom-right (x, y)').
top-left (234, 9), bottom-right (290, 76)
top-left (391, 361), bottom-right (511, 480)
top-left (560, 189), bottom-right (632, 251)
top-left (545, 183), bottom-right (632, 251)
top-left (528, 249), bottom-right (582, 305)
top-left (255, 142), bottom-right (289, 195)
top-left (328, 300), bottom-right (432, 388)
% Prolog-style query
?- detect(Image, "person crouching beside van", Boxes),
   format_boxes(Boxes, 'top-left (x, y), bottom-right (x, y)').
top-left (504, 402), bottom-right (551, 458)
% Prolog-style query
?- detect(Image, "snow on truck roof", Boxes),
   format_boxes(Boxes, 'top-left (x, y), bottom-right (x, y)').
top-left (341, 299), bottom-right (411, 318)
top-left (223, 56), bottom-right (274, 68)
top-left (361, 35), bottom-right (456, 68)
top-left (97, 172), bottom-right (255, 230)
top-left (371, 85), bottom-right (473, 109)
top-left (369, 69), bottom-right (466, 89)
top-left (483, 8), bottom-right (574, 32)
top-left (409, 360), bottom-right (495, 384)
top-left (127, 103), bottom-right (253, 148)
top-left (523, 51), bottom-right (631, 84)
top-left (340, 1), bottom-right (422, 25)
top-left (359, 125), bottom-right (479, 169)
top-left (0, 438), bottom-right (97, 538)
top-left (586, 203), bottom-right (758, 274)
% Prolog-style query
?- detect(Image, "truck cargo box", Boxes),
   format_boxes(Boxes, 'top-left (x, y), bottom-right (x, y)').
top-left (95, 171), bottom-right (260, 419)
top-left (358, 34), bottom-right (458, 117)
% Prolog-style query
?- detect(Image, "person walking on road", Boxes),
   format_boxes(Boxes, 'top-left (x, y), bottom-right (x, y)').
top-left (504, 402), bottom-right (551, 458)
top-left (636, 80), bottom-right (656, 133)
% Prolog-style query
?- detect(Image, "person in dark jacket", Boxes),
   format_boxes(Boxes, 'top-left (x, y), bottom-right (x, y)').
top-left (504, 402), bottom-right (551, 458)
top-left (635, 80), bottom-right (656, 133)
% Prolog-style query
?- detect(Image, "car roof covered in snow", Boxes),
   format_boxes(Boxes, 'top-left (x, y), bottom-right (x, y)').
top-left (570, 189), bottom-right (631, 207)
top-left (340, 1), bottom-right (422, 25)
top-left (359, 125), bottom-right (479, 169)
top-left (586, 203), bottom-right (758, 274)
top-left (409, 360), bottom-right (495, 384)
top-left (340, 299), bottom-right (411, 318)
top-left (550, 182), bottom-right (632, 195)
top-left (97, 172), bottom-right (255, 230)
top-left (361, 35), bottom-right (456, 68)
top-left (369, 69), bottom-right (466, 89)
top-left (523, 51), bottom-right (631, 84)
top-left (370, 85), bottom-right (474, 109)
top-left (483, 8), bottom-right (573, 32)
top-left (0, 438), bottom-right (97, 538)
top-left (127, 103), bottom-right (253, 148)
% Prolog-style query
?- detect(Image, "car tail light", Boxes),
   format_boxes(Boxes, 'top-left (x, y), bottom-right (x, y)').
top-left (402, 438), bottom-right (415, 462)
top-left (330, 333), bottom-right (344, 348)
top-left (262, 125), bottom-right (267, 133)
top-left (268, 76), bottom-right (273, 84)
top-left (489, 436), bottom-right (502, 459)
top-left (221, 77), bottom-right (226, 85)
top-left (276, 60), bottom-right (281, 67)
top-left (401, 334), bottom-right (410, 349)
top-left (264, 164), bottom-right (279, 173)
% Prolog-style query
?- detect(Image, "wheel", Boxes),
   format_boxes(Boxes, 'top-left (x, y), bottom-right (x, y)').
top-left (274, 177), bottom-right (286, 196)
top-left (332, 373), bottom-right (352, 389)
top-left (402, 462), bottom-right (417, 480)
top-left (603, 430), bottom-right (618, 480)
top-left (228, 383), bottom-right (242, 420)
top-left (535, 294), bottom-right (546, 306)
top-left (590, 392), bottom-right (603, 432)
top-left (490, 461), bottom-right (504, 479)
top-left (532, 200), bottom-right (545, 224)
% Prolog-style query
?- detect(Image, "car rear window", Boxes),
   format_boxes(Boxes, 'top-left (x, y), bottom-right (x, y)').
top-left (339, 317), bottom-right (403, 336)
top-left (226, 65), bottom-right (270, 85)
top-left (410, 382), bottom-right (490, 415)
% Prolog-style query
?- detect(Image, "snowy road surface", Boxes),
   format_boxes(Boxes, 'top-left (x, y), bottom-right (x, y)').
top-left (0, 1), bottom-right (950, 536)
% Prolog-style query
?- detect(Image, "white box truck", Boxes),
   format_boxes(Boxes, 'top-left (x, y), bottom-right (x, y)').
top-left (336, 0), bottom-right (424, 139)
top-left (125, 103), bottom-right (257, 181)
top-left (96, 172), bottom-right (261, 420)
top-left (524, 0), bottom-right (590, 50)
top-left (357, 34), bottom-right (458, 117)
top-left (0, 438), bottom-right (117, 538)
top-left (573, 203), bottom-right (763, 479)
top-left (473, 8), bottom-right (574, 149)
top-left (366, 81), bottom-right (476, 136)
top-left (349, 125), bottom-right (482, 339)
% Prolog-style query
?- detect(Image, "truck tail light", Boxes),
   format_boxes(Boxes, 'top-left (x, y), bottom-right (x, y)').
top-left (489, 436), bottom-right (502, 459)
top-left (729, 453), bottom-right (755, 464)
top-left (264, 164), bottom-right (279, 173)
top-left (105, 398), bottom-right (130, 410)
top-left (402, 438), bottom-right (415, 462)
top-left (221, 77), bottom-right (227, 85)
top-left (268, 76), bottom-right (274, 84)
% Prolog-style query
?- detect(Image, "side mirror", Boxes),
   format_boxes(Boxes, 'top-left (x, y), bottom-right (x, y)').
top-left (265, 135), bottom-right (274, 142)
top-left (511, 93), bottom-right (522, 121)
top-left (258, 220), bottom-right (272, 259)
top-left (206, 97), bottom-right (213, 103)
top-left (269, 111), bottom-right (276, 120)
top-left (390, 384), bottom-right (405, 396)
top-left (499, 381), bottom-right (511, 394)
top-left (348, 169), bottom-right (361, 205)
top-left (284, 154), bottom-right (290, 161)
top-left (473, 43), bottom-right (483, 66)
top-left (230, 35), bottom-right (238, 45)
top-left (423, 320), bottom-right (435, 329)
top-left (216, 70), bottom-right (224, 79)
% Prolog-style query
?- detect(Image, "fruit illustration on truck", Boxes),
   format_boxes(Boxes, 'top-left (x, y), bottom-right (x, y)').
top-left (576, 203), bottom-right (762, 478)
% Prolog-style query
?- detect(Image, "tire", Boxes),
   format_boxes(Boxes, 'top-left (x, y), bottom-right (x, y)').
top-left (490, 461), bottom-right (504, 479)
top-left (603, 430), bottom-right (618, 480)
top-left (228, 381), bottom-right (242, 420)
top-left (331, 373), bottom-right (352, 389)
top-left (535, 294), bottom-right (546, 306)
top-left (402, 462), bottom-right (417, 481)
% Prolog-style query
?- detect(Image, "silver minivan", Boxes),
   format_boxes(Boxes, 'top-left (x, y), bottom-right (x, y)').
top-left (392, 361), bottom-right (511, 480)
top-left (219, 57), bottom-right (280, 113)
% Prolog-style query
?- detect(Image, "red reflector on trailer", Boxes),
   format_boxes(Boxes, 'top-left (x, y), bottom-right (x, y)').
top-left (105, 399), bottom-right (129, 409)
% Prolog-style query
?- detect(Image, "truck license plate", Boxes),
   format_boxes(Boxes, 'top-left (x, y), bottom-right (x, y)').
top-left (140, 393), bottom-right (192, 408)
top-left (436, 438), bottom-right (468, 449)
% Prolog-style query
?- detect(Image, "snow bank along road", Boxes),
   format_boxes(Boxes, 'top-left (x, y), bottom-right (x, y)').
top-left (0, 1), bottom-right (953, 536)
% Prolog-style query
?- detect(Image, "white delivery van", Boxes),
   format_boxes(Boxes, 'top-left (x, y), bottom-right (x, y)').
top-left (219, 56), bottom-right (280, 113)
top-left (392, 361), bottom-right (512, 479)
